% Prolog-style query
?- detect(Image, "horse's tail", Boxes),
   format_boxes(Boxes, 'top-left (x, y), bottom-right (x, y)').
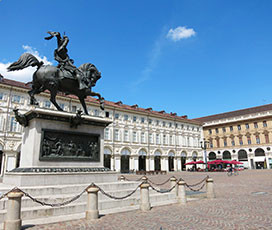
top-left (7, 53), bottom-right (43, 72)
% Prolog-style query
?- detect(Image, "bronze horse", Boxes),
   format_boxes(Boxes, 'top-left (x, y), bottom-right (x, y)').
top-left (7, 53), bottom-right (104, 115)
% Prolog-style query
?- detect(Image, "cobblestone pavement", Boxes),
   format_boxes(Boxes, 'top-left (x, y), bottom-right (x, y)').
top-left (25, 170), bottom-right (272, 230)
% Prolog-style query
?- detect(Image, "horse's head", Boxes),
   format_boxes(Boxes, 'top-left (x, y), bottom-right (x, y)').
top-left (79, 63), bottom-right (101, 88)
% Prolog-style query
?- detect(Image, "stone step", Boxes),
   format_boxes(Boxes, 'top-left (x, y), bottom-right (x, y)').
top-left (0, 181), bottom-right (140, 197)
top-left (0, 192), bottom-right (177, 223)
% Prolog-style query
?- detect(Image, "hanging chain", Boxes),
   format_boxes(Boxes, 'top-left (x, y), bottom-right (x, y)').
top-left (97, 182), bottom-right (143, 200)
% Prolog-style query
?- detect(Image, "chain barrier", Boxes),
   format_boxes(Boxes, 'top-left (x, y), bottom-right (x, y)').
top-left (185, 182), bottom-right (206, 192)
top-left (96, 182), bottom-right (143, 200)
top-left (149, 183), bottom-right (176, 194)
top-left (21, 187), bottom-right (86, 207)
top-left (184, 176), bottom-right (209, 187)
top-left (121, 176), bottom-right (142, 182)
top-left (147, 178), bottom-right (171, 186)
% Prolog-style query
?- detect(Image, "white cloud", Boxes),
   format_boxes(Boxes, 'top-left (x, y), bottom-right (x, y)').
top-left (0, 45), bottom-right (52, 82)
top-left (167, 26), bottom-right (196, 41)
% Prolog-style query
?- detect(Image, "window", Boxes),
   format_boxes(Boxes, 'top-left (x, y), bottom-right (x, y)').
top-left (124, 114), bottom-right (128, 121)
top-left (209, 129), bottom-right (212, 134)
top-left (114, 129), bottom-right (119, 141)
top-left (0, 93), bottom-right (3, 100)
top-left (141, 132), bottom-right (145, 143)
top-left (12, 95), bottom-right (21, 103)
top-left (263, 121), bottom-right (267, 127)
top-left (175, 123), bottom-right (178, 128)
top-left (148, 119), bottom-right (152, 124)
top-left (162, 121), bottom-right (165, 127)
top-left (163, 135), bottom-right (166, 145)
top-left (256, 135), bottom-right (260, 144)
top-left (231, 139), bottom-right (235, 146)
top-left (60, 103), bottom-right (65, 110)
top-left (114, 113), bottom-right (119, 119)
top-left (124, 130), bottom-right (129, 142)
top-left (45, 101), bottom-right (51, 108)
top-left (133, 116), bottom-right (137, 122)
top-left (210, 141), bottom-right (213, 148)
top-left (149, 133), bottom-right (153, 143)
top-left (94, 109), bottom-right (99, 116)
top-left (169, 123), bottom-right (172, 128)
top-left (156, 120), bottom-right (160, 126)
top-left (105, 111), bottom-right (110, 118)
top-left (230, 126), bottom-right (233, 132)
top-left (239, 136), bottom-right (243, 145)
top-left (10, 117), bottom-right (17, 132)
top-left (265, 134), bottom-right (269, 144)
top-left (141, 117), bottom-right (145, 123)
top-left (71, 105), bottom-right (77, 113)
top-left (247, 136), bottom-right (251, 145)
top-left (215, 128), bottom-right (218, 133)
top-left (133, 131), bottom-right (137, 142)
top-left (224, 139), bottom-right (227, 147)
top-left (237, 125), bottom-right (241, 131)
top-left (254, 122), bottom-right (258, 128)
top-left (222, 127), bottom-right (226, 133)
top-left (245, 123), bottom-right (249, 129)
top-left (105, 128), bottom-right (110, 140)
top-left (156, 134), bottom-right (160, 144)
top-left (169, 135), bottom-right (173, 145)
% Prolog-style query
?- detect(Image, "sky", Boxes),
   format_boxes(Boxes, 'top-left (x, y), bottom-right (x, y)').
top-left (1, 0), bottom-right (272, 118)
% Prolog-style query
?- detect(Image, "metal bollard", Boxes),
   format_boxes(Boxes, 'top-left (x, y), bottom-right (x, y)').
top-left (86, 184), bottom-right (100, 220)
top-left (4, 189), bottom-right (24, 230)
top-left (170, 176), bottom-right (178, 196)
top-left (206, 178), bottom-right (215, 199)
top-left (177, 180), bottom-right (187, 204)
top-left (140, 183), bottom-right (151, 211)
top-left (119, 175), bottom-right (125, 181)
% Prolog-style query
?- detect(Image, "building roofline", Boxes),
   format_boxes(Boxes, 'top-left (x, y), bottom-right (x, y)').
top-left (193, 103), bottom-right (272, 123)
top-left (0, 77), bottom-right (202, 125)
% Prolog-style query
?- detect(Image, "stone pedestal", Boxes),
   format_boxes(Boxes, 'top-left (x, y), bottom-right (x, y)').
top-left (3, 108), bottom-right (117, 186)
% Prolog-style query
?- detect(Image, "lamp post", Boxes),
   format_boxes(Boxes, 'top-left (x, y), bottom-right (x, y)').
top-left (200, 139), bottom-right (209, 171)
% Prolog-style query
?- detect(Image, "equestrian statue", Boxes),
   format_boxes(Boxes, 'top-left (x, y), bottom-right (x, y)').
top-left (7, 31), bottom-right (104, 115)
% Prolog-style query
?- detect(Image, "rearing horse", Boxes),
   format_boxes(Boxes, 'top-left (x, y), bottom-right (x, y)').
top-left (7, 53), bottom-right (104, 115)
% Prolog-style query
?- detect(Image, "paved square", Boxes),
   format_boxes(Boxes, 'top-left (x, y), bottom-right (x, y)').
top-left (25, 170), bottom-right (272, 230)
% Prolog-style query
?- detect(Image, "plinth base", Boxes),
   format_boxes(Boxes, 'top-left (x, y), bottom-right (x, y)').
top-left (3, 167), bottom-right (117, 186)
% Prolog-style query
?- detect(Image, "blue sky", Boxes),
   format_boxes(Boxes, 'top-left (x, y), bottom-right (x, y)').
top-left (1, 0), bottom-right (272, 118)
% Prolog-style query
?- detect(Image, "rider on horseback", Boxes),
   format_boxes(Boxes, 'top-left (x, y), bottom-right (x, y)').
top-left (45, 31), bottom-right (88, 90)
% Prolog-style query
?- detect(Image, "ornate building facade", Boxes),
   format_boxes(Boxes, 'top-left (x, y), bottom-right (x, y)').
top-left (0, 78), bottom-right (203, 175)
top-left (195, 104), bottom-right (272, 169)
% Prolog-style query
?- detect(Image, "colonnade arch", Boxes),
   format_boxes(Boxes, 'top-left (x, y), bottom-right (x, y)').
top-left (103, 147), bottom-right (112, 169)
top-left (138, 149), bottom-right (147, 171)
top-left (0, 144), bottom-right (3, 175)
top-left (208, 152), bottom-right (216, 160)
top-left (168, 151), bottom-right (175, 171)
top-left (120, 148), bottom-right (131, 173)
top-left (181, 151), bottom-right (187, 171)
top-left (238, 149), bottom-right (248, 161)
top-left (255, 148), bottom-right (265, 157)
top-left (154, 150), bottom-right (162, 171)
top-left (222, 151), bottom-right (231, 160)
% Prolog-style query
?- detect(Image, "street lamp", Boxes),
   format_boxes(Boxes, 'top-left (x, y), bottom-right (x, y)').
top-left (200, 139), bottom-right (209, 171)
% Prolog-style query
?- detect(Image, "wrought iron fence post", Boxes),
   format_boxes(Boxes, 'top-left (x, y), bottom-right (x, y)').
top-left (140, 183), bottom-right (151, 211)
top-left (86, 184), bottom-right (100, 220)
top-left (206, 178), bottom-right (215, 199)
top-left (170, 176), bottom-right (178, 196)
top-left (4, 189), bottom-right (24, 230)
top-left (177, 180), bottom-right (187, 204)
